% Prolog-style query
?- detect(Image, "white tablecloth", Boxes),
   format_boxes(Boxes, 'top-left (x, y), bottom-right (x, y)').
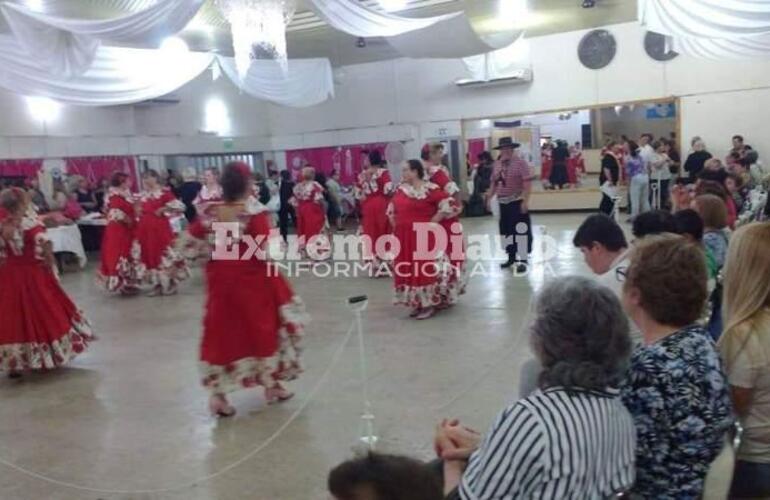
top-left (48, 225), bottom-right (87, 268)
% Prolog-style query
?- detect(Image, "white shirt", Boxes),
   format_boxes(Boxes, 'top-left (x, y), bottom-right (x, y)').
top-left (595, 249), bottom-right (643, 345)
top-left (638, 144), bottom-right (655, 168)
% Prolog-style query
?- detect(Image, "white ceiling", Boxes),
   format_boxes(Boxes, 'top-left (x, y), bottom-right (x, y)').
top-left (2, 0), bottom-right (637, 66)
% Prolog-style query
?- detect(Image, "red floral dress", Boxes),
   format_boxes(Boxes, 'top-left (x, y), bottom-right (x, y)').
top-left (97, 187), bottom-right (144, 293)
top-left (291, 181), bottom-right (326, 249)
top-left (189, 201), bottom-right (306, 395)
top-left (355, 168), bottom-right (393, 265)
top-left (136, 188), bottom-right (190, 291)
top-left (541, 150), bottom-right (553, 183)
top-left (388, 182), bottom-right (462, 310)
top-left (428, 165), bottom-right (467, 295)
top-left (0, 209), bottom-right (94, 371)
top-left (567, 152), bottom-right (586, 185)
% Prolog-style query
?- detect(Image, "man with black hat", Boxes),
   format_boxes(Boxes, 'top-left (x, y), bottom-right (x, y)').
top-left (486, 137), bottom-right (534, 273)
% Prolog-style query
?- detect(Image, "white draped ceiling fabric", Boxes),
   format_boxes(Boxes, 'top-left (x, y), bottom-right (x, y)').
top-left (639, 0), bottom-right (770, 59)
top-left (388, 13), bottom-right (522, 59)
top-left (0, 35), bottom-right (334, 107)
top-left (1, 0), bottom-right (205, 77)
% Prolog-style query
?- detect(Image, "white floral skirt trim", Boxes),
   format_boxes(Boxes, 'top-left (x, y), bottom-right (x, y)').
top-left (144, 246), bottom-right (190, 291)
top-left (200, 296), bottom-right (308, 395)
top-left (393, 255), bottom-right (465, 309)
top-left (97, 242), bottom-right (146, 293)
top-left (0, 316), bottom-right (94, 371)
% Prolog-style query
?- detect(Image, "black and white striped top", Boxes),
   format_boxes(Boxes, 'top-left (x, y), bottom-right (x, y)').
top-left (460, 387), bottom-right (636, 500)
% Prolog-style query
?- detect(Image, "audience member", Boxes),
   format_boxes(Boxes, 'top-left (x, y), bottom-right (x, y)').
top-left (673, 208), bottom-right (704, 244)
top-left (177, 168), bottom-right (202, 222)
top-left (75, 178), bottom-right (97, 212)
top-left (27, 177), bottom-right (48, 212)
top-left (694, 194), bottom-right (730, 269)
top-left (93, 178), bottom-right (109, 213)
top-left (620, 234), bottom-right (733, 499)
top-left (684, 137), bottom-right (713, 182)
top-left (62, 191), bottom-right (84, 221)
top-left (719, 222), bottom-right (770, 499)
top-left (436, 276), bottom-right (635, 499)
top-left (649, 140), bottom-right (673, 209)
top-left (699, 158), bottom-right (729, 184)
top-left (278, 170), bottom-right (296, 242)
top-left (599, 141), bottom-right (621, 215)
top-left (631, 209), bottom-right (676, 238)
top-left (625, 140), bottom-right (650, 219)
top-left (328, 452), bottom-right (443, 500)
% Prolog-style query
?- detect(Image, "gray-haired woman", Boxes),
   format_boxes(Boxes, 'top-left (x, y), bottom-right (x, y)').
top-left (436, 276), bottom-right (636, 499)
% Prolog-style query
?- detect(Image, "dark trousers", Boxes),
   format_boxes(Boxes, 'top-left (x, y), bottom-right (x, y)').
top-left (278, 206), bottom-right (296, 241)
top-left (499, 200), bottom-right (532, 263)
top-left (649, 178), bottom-right (670, 210)
top-left (729, 460), bottom-right (770, 498)
top-left (599, 194), bottom-right (614, 215)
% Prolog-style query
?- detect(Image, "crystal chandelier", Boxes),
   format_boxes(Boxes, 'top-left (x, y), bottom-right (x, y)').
top-left (215, 0), bottom-right (296, 80)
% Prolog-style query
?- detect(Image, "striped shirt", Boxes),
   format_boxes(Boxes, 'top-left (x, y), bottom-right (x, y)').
top-left (491, 158), bottom-right (534, 204)
top-left (460, 387), bottom-right (636, 500)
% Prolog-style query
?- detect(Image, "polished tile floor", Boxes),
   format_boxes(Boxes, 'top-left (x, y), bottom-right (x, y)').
top-left (0, 213), bottom-right (690, 500)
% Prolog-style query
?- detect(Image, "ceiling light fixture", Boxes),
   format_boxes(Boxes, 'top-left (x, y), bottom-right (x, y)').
top-left (160, 36), bottom-right (189, 55)
top-left (215, 0), bottom-right (296, 81)
top-left (26, 96), bottom-right (60, 122)
top-left (378, 0), bottom-right (408, 12)
top-left (356, 37), bottom-right (367, 48)
top-left (582, 0), bottom-right (596, 8)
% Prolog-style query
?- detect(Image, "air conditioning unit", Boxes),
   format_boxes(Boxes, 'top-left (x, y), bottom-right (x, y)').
top-left (455, 68), bottom-right (533, 88)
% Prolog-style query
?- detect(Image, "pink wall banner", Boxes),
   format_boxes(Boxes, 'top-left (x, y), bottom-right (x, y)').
top-left (285, 143), bottom-right (387, 186)
top-left (66, 156), bottom-right (138, 189)
top-left (0, 159), bottom-right (43, 177)
top-left (467, 138), bottom-right (487, 166)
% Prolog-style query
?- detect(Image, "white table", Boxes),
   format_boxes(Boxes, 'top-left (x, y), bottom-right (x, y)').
top-left (48, 225), bottom-right (87, 268)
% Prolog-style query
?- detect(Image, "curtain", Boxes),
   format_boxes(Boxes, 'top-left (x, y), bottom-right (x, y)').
top-left (0, 159), bottom-right (43, 177)
top-left (462, 37), bottom-right (529, 80)
top-left (388, 13), bottom-right (522, 58)
top-left (65, 156), bottom-right (138, 189)
top-left (306, 0), bottom-right (458, 37)
top-left (639, 0), bottom-right (770, 58)
top-left (639, 0), bottom-right (770, 39)
top-left (1, 0), bottom-right (205, 77)
top-left (216, 57), bottom-right (335, 108)
top-left (0, 36), bottom-right (334, 108)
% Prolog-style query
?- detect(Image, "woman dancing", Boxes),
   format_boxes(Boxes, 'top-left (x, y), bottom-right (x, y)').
top-left (425, 143), bottom-right (467, 299)
top-left (193, 167), bottom-right (222, 217)
top-left (389, 160), bottom-right (462, 320)
top-left (0, 188), bottom-right (94, 376)
top-left (136, 170), bottom-right (189, 296)
top-left (188, 162), bottom-right (307, 417)
top-left (97, 172), bottom-right (144, 295)
top-left (355, 150), bottom-right (393, 274)
top-left (291, 167), bottom-right (327, 256)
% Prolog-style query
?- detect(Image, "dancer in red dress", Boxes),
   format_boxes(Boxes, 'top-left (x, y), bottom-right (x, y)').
top-left (389, 160), bottom-right (462, 320)
top-left (291, 167), bottom-right (327, 255)
top-left (97, 172), bottom-right (144, 294)
top-left (355, 150), bottom-right (393, 273)
top-left (0, 188), bottom-right (94, 375)
top-left (193, 167), bottom-right (222, 217)
top-left (188, 162), bottom-right (306, 417)
top-left (425, 143), bottom-right (467, 298)
top-left (136, 170), bottom-right (190, 296)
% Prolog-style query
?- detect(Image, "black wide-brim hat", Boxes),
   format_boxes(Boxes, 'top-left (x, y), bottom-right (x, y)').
top-left (494, 137), bottom-right (521, 150)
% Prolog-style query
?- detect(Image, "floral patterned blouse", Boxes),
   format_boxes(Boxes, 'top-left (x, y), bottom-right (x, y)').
top-left (620, 324), bottom-right (733, 499)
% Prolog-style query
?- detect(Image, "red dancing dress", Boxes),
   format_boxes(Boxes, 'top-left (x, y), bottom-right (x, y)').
top-left (541, 150), bottom-right (553, 184)
top-left (355, 168), bottom-right (393, 265)
top-left (189, 201), bottom-right (306, 395)
top-left (567, 152), bottom-right (586, 185)
top-left (291, 181), bottom-right (326, 250)
top-left (136, 188), bottom-right (190, 292)
top-left (0, 209), bottom-right (93, 372)
top-left (389, 182), bottom-right (462, 310)
top-left (427, 165), bottom-right (467, 296)
top-left (97, 187), bottom-right (144, 293)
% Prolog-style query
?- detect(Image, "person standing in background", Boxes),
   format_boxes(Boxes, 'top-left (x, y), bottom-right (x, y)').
top-left (549, 140), bottom-right (569, 190)
top-left (599, 141), bottom-right (621, 215)
top-left (625, 140), bottom-right (650, 220)
top-left (193, 167), bottom-right (222, 216)
top-left (487, 137), bottom-right (533, 273)
top-left (638, 133), bottom-right (655, 169)
top-left (177, 168), bottom-right (202, 222)
top-left (278, 170), bottom-right (296, 242)
top-left (27, 177), bottom-right (48, 213)
top-left (684, 137), bottom-right (713, 183)
top-left (75, 178), bottom-right (97, 213)
top-left (649, 140), bottom-right (673, 210)
top-left (326, 171), bottom-right (344, 232)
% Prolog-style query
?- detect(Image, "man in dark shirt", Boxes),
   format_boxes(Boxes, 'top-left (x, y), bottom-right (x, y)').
top-left (278, 170), bottom-right (295, 241)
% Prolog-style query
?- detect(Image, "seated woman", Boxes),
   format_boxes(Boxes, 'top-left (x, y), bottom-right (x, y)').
top-left (620, 234), bottom-right (733, 499)
top-left (436, 276), bottom-right (636, 499)
top-left (719, 222), bottom-right (770, 499)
